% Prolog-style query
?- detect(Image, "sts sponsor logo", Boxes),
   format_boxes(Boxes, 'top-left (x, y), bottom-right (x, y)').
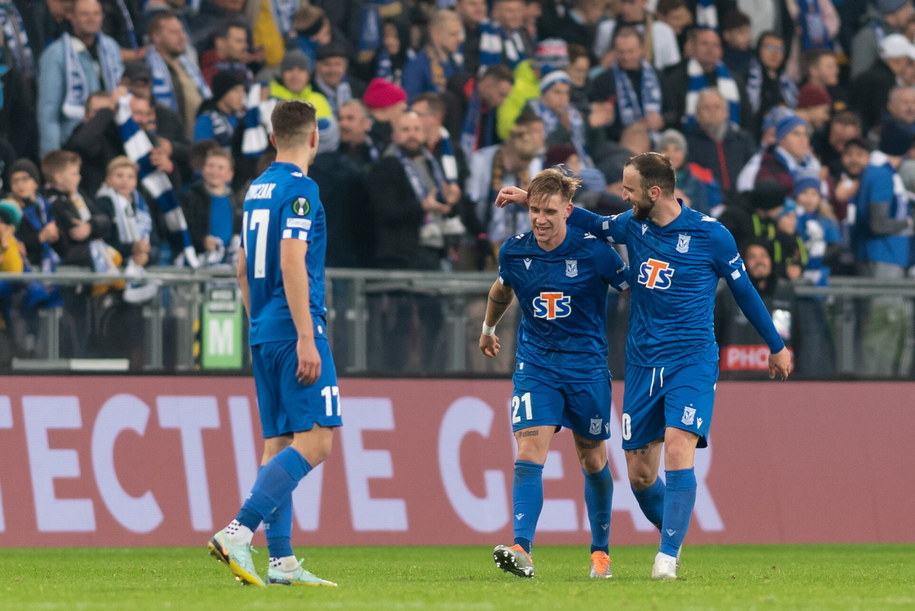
top-left (638, 258), bottom-right (674, 289)
top-left (532, 292), bottom-right (571, 319)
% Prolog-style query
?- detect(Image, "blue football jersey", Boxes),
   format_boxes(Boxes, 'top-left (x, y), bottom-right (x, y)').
top-left (241, 162), bottom-right (327, 345)
top-left (570, 203), bottom-right (745, 367)
top-left (498, 226), bottom-right (629, 382)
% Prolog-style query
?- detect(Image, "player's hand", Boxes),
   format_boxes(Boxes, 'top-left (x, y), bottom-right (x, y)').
top-left (495, 186), bottom-right (528, 209)
top-left (296, 337), bottom-right (322, 385)
top-left (768, 347), bottom-right (792, 381)
top-left (479, 333), bottom-right (500, 358)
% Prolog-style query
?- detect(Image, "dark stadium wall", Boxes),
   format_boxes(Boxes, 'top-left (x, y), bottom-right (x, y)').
top-left (0, 378), bottom-right (911, 547)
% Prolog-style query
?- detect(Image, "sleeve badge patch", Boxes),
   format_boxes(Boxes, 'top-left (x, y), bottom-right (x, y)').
top-left (292, 197), bottom-right (311, 216)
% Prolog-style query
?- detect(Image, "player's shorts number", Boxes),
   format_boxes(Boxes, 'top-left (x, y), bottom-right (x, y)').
top-left (621, 413), bottom-right (631, 440)
top-left (321, 385), bottom-right (341, 417)
top-left (245, 209), bottom-right (270, 279)
top-left (511, 392), bottom-right (533, 424)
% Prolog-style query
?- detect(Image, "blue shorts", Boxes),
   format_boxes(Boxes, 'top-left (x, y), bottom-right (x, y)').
top-left (621, 361), bottom-right (717, 450)
top-left (511, 363), bottom-right (612, 440)
top-left (251, 335), bottom-right (341, 438)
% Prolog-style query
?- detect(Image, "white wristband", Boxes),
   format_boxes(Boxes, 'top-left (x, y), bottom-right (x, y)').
top-left (481, 322), bottom-right (496, 336)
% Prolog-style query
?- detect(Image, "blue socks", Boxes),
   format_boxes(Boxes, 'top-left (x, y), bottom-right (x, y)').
top-left (659, 468), bottom-right (696, 556)
top-left (583, 463), bottom-right (613, 554)
top-left (632, 476), bottom-right (666, 531)
top-left (512, 460), bottom-right (544, 554)
top-left (236, 447), bottom-right (313, 534)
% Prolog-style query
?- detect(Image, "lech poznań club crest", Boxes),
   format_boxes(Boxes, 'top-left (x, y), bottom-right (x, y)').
top-left (292, 197), bottom-right (310, 216)
top-left (565, 259), bottom-right (578, 277)
top-left (676, 234), bottom-right (691, 253)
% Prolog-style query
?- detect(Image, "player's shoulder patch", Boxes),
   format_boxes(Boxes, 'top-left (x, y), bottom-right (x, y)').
top-left (291, 196), bottom-right (311, 216)
top-left (583, 231), bottom-right (597, 240)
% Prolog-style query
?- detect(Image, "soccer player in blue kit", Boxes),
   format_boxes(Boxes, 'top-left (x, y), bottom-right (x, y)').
top-left (207, 100), bottom-right (340, 587)
top-left (479, 168), bottom-right (630, 579)
top-left (497, 152), bottom-right (792, 579)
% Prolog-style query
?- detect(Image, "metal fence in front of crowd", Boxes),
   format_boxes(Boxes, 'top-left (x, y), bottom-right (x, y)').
top-left (2, 268), bottom-right (915, 380)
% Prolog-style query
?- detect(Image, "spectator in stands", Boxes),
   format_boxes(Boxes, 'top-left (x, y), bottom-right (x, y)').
top-left (820, 110), bottom-right (863, 175)
top-left (794, 83), bottom-right (832, 155)
top-left (193, 70), bottom-right (245, 151)
top-left (526, 70), bottom-right (591, 166)
top-left (656, 0), bottom-right (694, 50)
top-left (738, 113), bottom-right (820, 193)
top-left (266, 49), bottom-right (333, 118)
top-left (246, 0), bottom-right (297, 70)
top-left (589, 27), bottom-right (665, 144)
top-left (594, 0), bottom-right (681, 71)
top-left (22, 0), bottom-right (73, 54)
top-left (565, 43), bottom-right (593, 116)
top-left (290, 3), bottom-right (334, 66)
top-left (853, 121), bottom-right (915, 377)
top-left (180, 147), bottom-right (240, 266)
top-left (313, 41), bottom-right (366, 115)
top-left (402, 10), bottom-right (465, 101)
top-left (146, 10), bottom-right (212, 141)
top-left (684, 87), bottom-right (756, 197)
top-left (746, 31), bottom-right (797, 134)
top-left (42, 150), bottom-right (111, 269)
top-left (8, 160), bottom-right (59, 271)
top-left (661, 27), bottom-right (750, 131)
top-left (94, 156), bottom-right (157, 267)
top-left (0, 0), bottom-right (39, 162)
top-left (369, 110), bottom-right (461, 270)
top-left (445, 64), bottom-right (514, 157)
top-left (363, 77), bottom-right (408, 150)
top-left (715, 240), bottom-right (797, 378)
top-left (188, 0), bottom-right (247, 59)
top-left (480, 0), bottom-right (531, 71)
top-left (497, 37), bottom-right (568, 141)
top-left (199, 16), bottom-right (255, 88)
top-left (882, 85), bottom-right (915, 138)
top-left (543, 142), bottom-right (607, 203)
top-left (337, 99), bottom-right (380, 169)
top-left (793, 175), bottom-right (841, 286)
top-left (850, 0), bottom-right (914, 79)
top-left (465, 124), bottom-right (540, 269)
top-left (369, 18), bottom-right (411, 85)
top-left (850, 33), bottom-right (915, 135)
top-left (455, 0), bottom-right (488, 76)
top-left (720, 9), bottom-right (753, 80)
top-left (828, 135), bottom-right (869, 222)
top-left (658, 128), bottom-right (720, 216)
top-left (0, 199), bottom-right (23, 273)
top-left (802, 48), bottom-right (847, 115)
top-left (37, 0), bottom-right (124, 157)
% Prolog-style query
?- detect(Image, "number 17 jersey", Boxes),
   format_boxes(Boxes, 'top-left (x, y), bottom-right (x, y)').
top-left (241, 161), bottom-right (328, 346)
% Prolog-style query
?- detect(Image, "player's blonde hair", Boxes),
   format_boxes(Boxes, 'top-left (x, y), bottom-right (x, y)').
top-left (527, 167), bottom-right (581, 205)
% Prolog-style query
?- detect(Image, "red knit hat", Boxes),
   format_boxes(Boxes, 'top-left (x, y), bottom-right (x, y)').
top-left (796, 83), bottom-right (831, 110)
top-left (363, 78), bottom-right (407, 110)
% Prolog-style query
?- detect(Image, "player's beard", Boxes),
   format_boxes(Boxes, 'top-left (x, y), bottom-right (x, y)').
top-left (632, 192), bottom-right (655, 221)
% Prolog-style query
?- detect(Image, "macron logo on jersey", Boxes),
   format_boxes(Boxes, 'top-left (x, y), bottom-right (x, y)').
top-left (638, 258), bottom-right (675, 289)
top-left (532, 292), bottom-right (571, 319)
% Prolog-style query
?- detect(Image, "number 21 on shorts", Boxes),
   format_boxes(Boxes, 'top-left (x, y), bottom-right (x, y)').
top-left (511, 392), bottom-right (533, 424)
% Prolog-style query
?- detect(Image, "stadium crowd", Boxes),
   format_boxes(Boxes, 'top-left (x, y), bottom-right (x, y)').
top-left (1, 0), bottom-right (915, 376)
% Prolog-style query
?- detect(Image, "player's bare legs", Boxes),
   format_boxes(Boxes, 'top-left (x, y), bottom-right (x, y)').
top-left (494, 425), bottom-right (554, 577)
top-left (573, 434), bottom-right (614, 578)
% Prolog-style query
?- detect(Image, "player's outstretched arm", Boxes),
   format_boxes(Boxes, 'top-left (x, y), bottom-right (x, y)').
top-left (768, 347), bottom-right (792, 380)
top-left (495, 186), bottom-right (528, 208)
top-left (479, 279), bottom-right (514, 358)
top-left (281, 238), bottom-right (321, 385)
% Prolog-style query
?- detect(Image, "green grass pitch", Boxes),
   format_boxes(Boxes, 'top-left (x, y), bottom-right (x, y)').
top-left (2, 544), bottom-right (913, 610)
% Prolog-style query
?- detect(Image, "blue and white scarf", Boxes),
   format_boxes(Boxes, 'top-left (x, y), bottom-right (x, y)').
top-left (438, 127), bottom-right (458, 182)
top-left (0, 1), bottom-right (34, 76)
top-left (395, 145), bottom-right (447, 202)
top-left (746, 58), bottom-right (798, 115)
top-left (314, 75), bottom-right (353, 114)
top-left (200, 109), bottom-right (237, 150)
top-left (357, 3), bottom-right (382, 63)
top-left (147, 45), bottom-right (211, 113)
top-left (684, 58), bottom-right (740, 127)
top-left (97, 183), bottom-right (152, 246)
top-left (115, 95), bottom-right (200, 268)
top-left (21, 195), bottom-right (60, 273)
top-left (270, 0), bottom-right (298, 38)
top-left (240, 82), bottom-right (270, 157)
top-left (479, 19), bottom-right (525, 69)
top-left (530, 99), bottom-right (592, 166)
top-left (774, 145), bottom-right (820, 181)
top-left (695, 0), bottom-right (717, 30)
top-left (612, 59), bottom-right (662, 126)
top-left (62, 33), bottom-right (123, 120)
top-left (798, 0), bottom-right (832, 51)
top-left (113, 0), bottom-right (138, 48)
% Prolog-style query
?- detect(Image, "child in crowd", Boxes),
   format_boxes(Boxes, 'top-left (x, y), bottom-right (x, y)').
top-left (793, 175), bottom-right (842, 286)
top-left (95, 156), bottom-right (157, 269)
top-left (181, 148), bottom-right (241, 265)
top-left (8, 159), bottom-right (59, 272)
